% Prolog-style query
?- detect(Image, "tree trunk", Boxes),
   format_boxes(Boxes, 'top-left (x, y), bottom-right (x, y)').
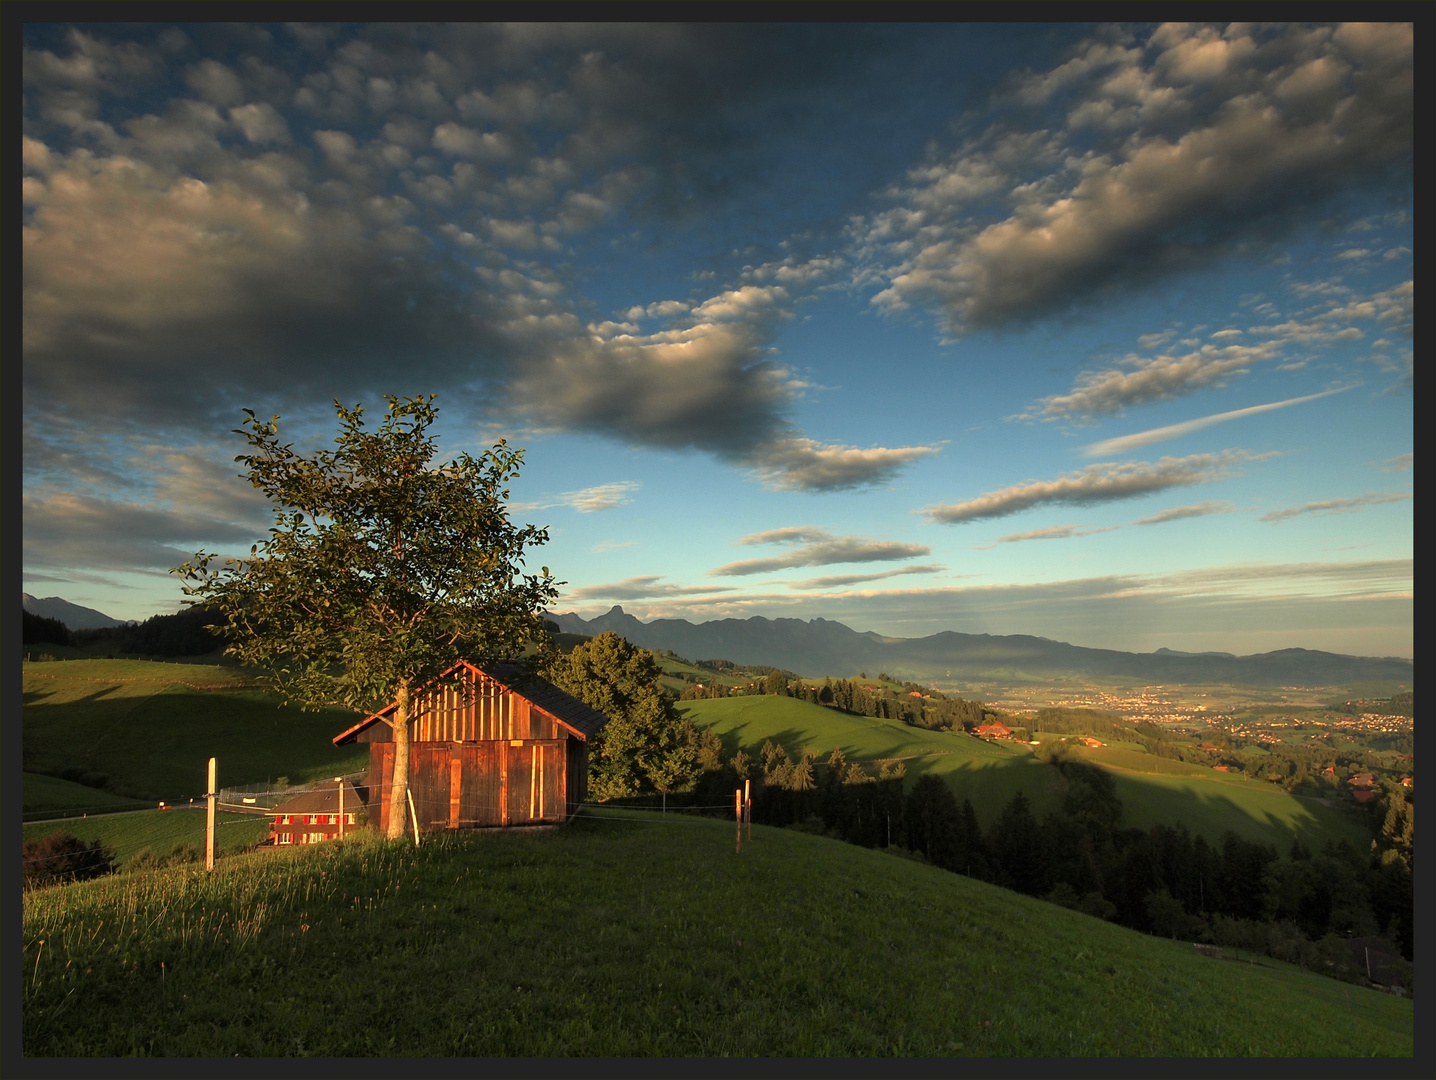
top-left (386, 679), bottom-right (412, 840)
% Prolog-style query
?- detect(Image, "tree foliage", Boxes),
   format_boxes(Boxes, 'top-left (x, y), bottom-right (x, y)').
top-left (23, 610), bottom-right (70, 647)
top-left (175, 396), bottom-right (558, 838)
top-left (546, 631), bottom-right (699, 803)
top-left (23, 832), bottom-right (115, 888)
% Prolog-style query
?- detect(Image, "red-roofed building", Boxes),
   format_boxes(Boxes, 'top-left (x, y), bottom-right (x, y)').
top-left (976, 721), bottom-right (1012, 739)
top-left (270, 782), bottom-right (364, 846)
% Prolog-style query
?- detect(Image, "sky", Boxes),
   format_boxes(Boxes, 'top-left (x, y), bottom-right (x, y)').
top-left (20, 22), bottom-right (1414, 658)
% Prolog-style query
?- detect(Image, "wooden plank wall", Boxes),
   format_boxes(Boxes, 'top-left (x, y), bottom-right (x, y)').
top-left (367, 740), bottom-right (568, 833)
top-left (566, 739), bottom-right (588, 817)
top-left (360, 668), bottom-right (560, 742)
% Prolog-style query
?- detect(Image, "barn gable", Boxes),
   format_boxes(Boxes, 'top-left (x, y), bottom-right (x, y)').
top-left (331, 661), bottom-right (607, 834)
top-left (332, 660), bottom-right (607, 746)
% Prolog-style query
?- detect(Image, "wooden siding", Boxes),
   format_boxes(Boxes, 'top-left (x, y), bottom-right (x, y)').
top-left (357, 667), bottom-right (563, 743)
top-left (365, 739), bottom-right (569, 834)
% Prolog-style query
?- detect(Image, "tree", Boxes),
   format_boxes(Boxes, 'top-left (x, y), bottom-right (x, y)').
top-left (23, 832), bottom-right (116, 887)
top-left (175, 396), bottom-right (558, 840)
top-left (546, 631), bottom-right (699, 804)
top-left (23, 610), bottom-right (70, 647)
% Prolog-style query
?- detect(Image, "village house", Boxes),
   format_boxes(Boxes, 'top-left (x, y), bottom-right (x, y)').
top-left (975, 720), bottom-right (1012, 740)
top-left (332, 661), bottom-right (608, 836)
top-left (269, 781), bottom-right (364, 846)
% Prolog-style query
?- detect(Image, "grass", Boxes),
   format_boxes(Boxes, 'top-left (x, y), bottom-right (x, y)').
top-left (682, 695), bottom-right (1061, 823)
top-left (23, 659), bottom-right (368, 802)
top-left (23, 773), bottom-right (153, 819)
top-left (20, 811), bottom-right (1412, 1057)
top-left (23, 809), bottom-right (273, 868)
top-left (681, 697), bottom-right (1370, 848)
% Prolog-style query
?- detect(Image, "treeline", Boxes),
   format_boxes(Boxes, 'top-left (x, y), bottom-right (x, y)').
top-left (68, 606), bottom-right (224, 657)
top-left (23, 610), bottom-right (71, 647)
top-left (1333, 691), bottom-right (1413, 718)
top-left (659, 738), bottom-right (1414, 987)
top-left (680, 671), bottom-right (989, 732)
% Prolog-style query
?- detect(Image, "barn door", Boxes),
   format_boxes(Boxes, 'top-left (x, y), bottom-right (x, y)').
top-left (505, 742), bottom-right (564, 823)
top-left (452, 744), bottom-right (503, 827)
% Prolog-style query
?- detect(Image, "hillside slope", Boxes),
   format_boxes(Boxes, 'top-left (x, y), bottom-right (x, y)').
top-left (21, 813), bottom-right (1413, 1056)
top-left (22, 659), bottom-right (367, 801)
top-left (680, 696), bottom-right (1369, 850)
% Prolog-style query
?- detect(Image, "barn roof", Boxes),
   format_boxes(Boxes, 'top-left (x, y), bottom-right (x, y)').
top-left (331, 660), bottom-right (609, 746)
top-left (271, 782), bottom-right (364, 817)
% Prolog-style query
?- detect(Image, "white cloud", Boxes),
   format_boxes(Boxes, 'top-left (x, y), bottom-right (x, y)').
top-left (1081, 386), bottom-right (1353, 456)
top-left (978, 524), bottom-right (1115, 548)
top-left (560, 482), bottom-right (641, 513)
top-left (860, 23), bottom-right (1413, 334)
top-left (711, 527), bottom-right (930, 577)
top-left (1134, 501), bottom-right (1234, 525)
top-left (743, 437), bottom-right (941, 492)
top-left (1259, 491), bottom-right (1412, 523)
top-left (786, 564), bottom-right (946, 591)
top-left (562, 576), bottom-right (736, 601)
top-left (923, 451), bottom-right (1270, 524)
top-left (1024, 282), bottom-right (1406, 421)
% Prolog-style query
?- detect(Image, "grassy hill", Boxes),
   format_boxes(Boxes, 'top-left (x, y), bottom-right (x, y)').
top-left (680, 696), bottom-right (1370, 850)
top-left (21, 810), bottom-right (1412, 1057)
top-left (22, 659), bottom-right (368, 804)
top-left (22, 773), bottom-right (153, 819)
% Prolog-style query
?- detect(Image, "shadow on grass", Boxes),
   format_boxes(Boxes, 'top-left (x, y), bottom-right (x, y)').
top-left (24, 690), bottom-right (368, 802)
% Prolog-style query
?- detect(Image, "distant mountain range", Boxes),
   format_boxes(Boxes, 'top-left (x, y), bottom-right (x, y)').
top-left (549, 606), bottom-right (1414, 690)
top-left (22, 593), bottom-right (126, 630)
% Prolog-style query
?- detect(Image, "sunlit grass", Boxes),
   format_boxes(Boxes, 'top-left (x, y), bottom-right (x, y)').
top-left (23, 660), bottom-right (367, 801)
top-left (22, 812), bottom-right (1411, 1056)
top-left (681, 696), bottom-right (1370, 847)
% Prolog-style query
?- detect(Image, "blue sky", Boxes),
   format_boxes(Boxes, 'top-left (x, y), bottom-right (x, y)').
top-left (21, 22), bottom-right (1413, 657)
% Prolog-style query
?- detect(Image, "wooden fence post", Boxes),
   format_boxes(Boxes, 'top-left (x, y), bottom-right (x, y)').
top-left (407, 788), bottom-right (421, 848)
top-left (735, 788), bottom-right (742, 854)
top-left (205, 757), bottom-right (217, 871)
top-left (745, 777), bottom-right (751, 840)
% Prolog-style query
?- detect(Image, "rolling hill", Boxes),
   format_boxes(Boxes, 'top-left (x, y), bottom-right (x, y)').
top-left (680, 695), bottom-right (1371, 851)
top-left (20, 812), bottom-right (1413, 1056)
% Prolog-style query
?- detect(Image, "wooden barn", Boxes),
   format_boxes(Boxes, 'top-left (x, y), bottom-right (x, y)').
top-left (332, 661), bottom-right (608, 835)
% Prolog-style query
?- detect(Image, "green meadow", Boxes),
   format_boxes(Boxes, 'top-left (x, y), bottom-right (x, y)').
top-left (681, 696), bottom-right (1369, 849)
top-left (23, 773), bottom-right (152, 819)
top-left (22, 659), bottom-right (368, 803)
top-left (23, 809), bottom-right (272, 868)
top-left (21, 811), bottom-right (1412, 1057)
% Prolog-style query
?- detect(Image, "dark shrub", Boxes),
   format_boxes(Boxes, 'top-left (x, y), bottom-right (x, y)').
top-left (23, 832), bottom-right (116, 887)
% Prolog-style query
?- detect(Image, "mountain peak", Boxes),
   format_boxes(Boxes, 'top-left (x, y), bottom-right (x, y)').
top-left (22, 593), bottom-right (125, 630)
